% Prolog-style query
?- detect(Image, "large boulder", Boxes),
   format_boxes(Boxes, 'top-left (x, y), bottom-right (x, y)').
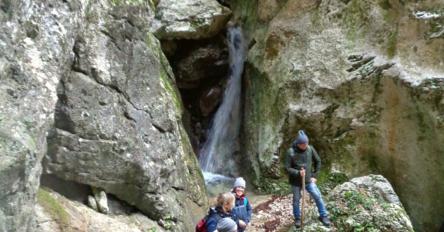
top-left (154, 0), bottom-right (232, 39)
top-left (249, 175), bottom-right (413, 231)
top-left (233, 0), bottom-right (444, 230)
top-left (301, 175), bottom-right (413, 231)
top-left (43, 1), bottom-right (207, 230)
top-left (0, 1), bottom-right (83, 231)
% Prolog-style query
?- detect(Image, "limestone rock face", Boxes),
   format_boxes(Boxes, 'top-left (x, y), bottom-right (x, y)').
top-left (234, 0), bottom-right (444, 230)
top-left (43, 1), bottom-right (207, 230)
top-left (0, 1), bottom-right (84, 231)
top-left (154, 0), bottom-right (232, 39)
top-left (35, 188), bottom-right (165, 232)
top-left (1, 0), bottom-right (235, 231)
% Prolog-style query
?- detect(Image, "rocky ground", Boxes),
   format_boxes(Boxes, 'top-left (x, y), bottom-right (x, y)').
top-left (248, 195), bottom-right (294, 232)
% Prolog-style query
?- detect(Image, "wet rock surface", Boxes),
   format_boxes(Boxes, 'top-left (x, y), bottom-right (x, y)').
top-left (234, 0), bottom-right (444, 230)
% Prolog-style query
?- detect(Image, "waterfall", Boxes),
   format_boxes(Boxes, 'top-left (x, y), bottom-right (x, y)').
top-left (199, 26), bottom-right (245, 183)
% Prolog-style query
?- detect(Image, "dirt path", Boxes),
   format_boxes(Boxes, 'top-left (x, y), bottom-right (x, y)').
top-left (246, 194), bottom-right (334, 232)
top-left (246, 195), bottom-right (294, 232)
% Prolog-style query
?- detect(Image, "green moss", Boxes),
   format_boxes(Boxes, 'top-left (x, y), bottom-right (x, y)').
top-left (242, 64), bottom-right (288, 181)
top-left (386, 27), bottom-right (398, 58)
top-left (178, 124), bottom-right (207, 204)
top-left (231, 0), bottom-right (259, 34)
top-left (145, 33), bottom-right (159, 51)
top-left (311, 8), bottom-right (324, 29)
top-left (342, 0), bottom-right (370, 41)
top-left (371, 73), bottom-right (383, 103)
top-left (414, 103), bottom-right (434, 141)
top-left (159, 71), bottom-right (182, 112)
top-left (37, 188), bottom-right (70, 229)
top-left (189, 17), bottom-right (207, 29)
top-left (378, 0), bottom-right (391, 10)
top-left (145, 32), bottom-right (183, 112)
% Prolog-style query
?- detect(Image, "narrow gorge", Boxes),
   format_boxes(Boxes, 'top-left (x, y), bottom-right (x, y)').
top-left (1, 0), bottom-right (443, 232)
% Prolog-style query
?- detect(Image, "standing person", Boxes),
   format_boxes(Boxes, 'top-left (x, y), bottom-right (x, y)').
top-left (205, 192), bottom-right (242, 232)
top-left (231, 177), bottom-right (252, 231)
top-left (285, 130), bottom-right (331, 228)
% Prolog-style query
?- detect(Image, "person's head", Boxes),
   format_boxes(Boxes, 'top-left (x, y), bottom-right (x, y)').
top-left (233, 177), bottom-right (246, 197)
top-left (294, 130), bottom-right (309, 150)
top-left (216, 218), bottom-right (238, 232)
top-left (216, 192), bottom-right (235, 213)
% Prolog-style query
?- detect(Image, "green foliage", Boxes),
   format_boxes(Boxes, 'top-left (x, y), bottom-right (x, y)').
top-left (37, 188), bottom-right (70, 229)
top-left (343, 190), bottom-right (376, 211)
top-left (318, 171), bottom-right (349, 195)
top-left (328, 190), bottom-right (380, 231)
top-left (161, 214), bottom-right (176, 230)
top-left (255, 178), bottom-right (291, 195)
top-left (353, 221), bottom-right (378, 232)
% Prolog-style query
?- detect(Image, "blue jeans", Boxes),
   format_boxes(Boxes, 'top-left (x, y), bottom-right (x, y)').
top-left (292, 182), bottom-right (328, 219)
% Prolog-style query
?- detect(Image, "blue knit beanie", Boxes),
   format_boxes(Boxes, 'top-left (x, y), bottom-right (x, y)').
top-left (295, 130), bottom-right (309, 144)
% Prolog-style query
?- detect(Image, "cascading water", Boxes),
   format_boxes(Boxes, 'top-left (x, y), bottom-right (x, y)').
top-left (199, 26), bottom-right (245, 186)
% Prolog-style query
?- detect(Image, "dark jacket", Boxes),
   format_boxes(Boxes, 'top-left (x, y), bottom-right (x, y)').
top-left (205, 206), bottom-right (239, 232)
top-left (285, 145), bottom-right (321, 186)
top-left (232, 194), bottom-right (252, 223)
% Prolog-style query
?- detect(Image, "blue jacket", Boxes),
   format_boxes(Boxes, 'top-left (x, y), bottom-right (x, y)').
top-left (232, 195), bottom-right (252, 223)
top-left (205, 206), bottom-right (239, 232)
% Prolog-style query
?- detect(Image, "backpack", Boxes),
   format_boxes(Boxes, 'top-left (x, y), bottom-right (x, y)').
top-left (195, 216), bottom-right (207, 232)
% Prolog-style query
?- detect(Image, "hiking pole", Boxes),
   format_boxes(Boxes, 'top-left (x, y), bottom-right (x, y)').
top-left (301, 167), bottom-right (305, 231)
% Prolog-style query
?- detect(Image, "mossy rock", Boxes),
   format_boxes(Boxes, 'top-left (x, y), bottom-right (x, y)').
top-left (37, 188), bottom-right (70, 229)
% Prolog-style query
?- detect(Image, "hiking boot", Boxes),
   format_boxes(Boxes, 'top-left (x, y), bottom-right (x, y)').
top-left (319, 216), bottom-right (331, 227)
top-left (294, 218), bottom-right (301, 228)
